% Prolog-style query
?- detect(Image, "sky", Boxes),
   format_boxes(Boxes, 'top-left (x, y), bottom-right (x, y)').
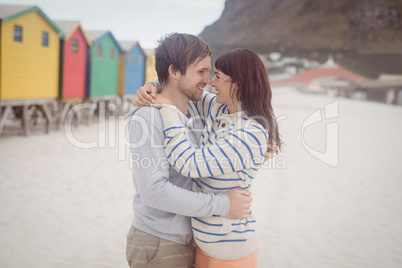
top-left (0, 0), bottom-right (226, 48)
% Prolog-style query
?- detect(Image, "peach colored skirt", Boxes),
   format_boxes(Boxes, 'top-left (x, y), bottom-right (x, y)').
top-left (194, 246), bottom-right (258, 268)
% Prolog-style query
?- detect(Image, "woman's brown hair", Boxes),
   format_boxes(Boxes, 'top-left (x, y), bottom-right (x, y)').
top-left (215, 48), bottom-right (282, 150)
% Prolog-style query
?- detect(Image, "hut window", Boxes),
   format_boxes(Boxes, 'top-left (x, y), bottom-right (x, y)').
top-left (14, 25), bottom-right (23, 42)
top-left (110, 48), bottom-right (115, 59)
top-left (42, 32), bottom-right (49, 47)
top-left (138, 55), bottom-right (143, 65)
top-left (97, 45), bottom-right (102, 56)
top-left (129, 53), bottom-right (133, 63)
top-left (72, 39), bottom-right (79, 53)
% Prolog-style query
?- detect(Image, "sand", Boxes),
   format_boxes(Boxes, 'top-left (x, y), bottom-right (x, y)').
top-left (0, 87), bottom-right (401, 267)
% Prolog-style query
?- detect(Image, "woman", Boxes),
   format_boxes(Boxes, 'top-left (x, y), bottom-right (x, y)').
top-left (136, 48), bottom-right (281, 267)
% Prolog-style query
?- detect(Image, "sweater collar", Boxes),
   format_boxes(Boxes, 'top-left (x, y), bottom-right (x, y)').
top-left (222, 108), bottom-right (247, 119)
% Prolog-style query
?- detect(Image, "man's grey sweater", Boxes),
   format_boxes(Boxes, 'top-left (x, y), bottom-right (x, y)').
top-left (126, 101), bottom-right (230, 245)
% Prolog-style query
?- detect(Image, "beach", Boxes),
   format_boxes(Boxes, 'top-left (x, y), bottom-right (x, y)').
top-left (1, 87), bottom-right (401, 267)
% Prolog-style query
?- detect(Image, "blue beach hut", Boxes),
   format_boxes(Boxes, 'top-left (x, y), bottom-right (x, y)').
top-left (118, 41), bottom-right (146, 95)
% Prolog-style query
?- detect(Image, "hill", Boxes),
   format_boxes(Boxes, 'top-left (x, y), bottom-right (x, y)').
top-left (199, 0), bottom-right (402, 78)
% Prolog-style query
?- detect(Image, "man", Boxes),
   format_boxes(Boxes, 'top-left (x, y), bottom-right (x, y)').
top-left (125, 33), bottom-right (252, 268)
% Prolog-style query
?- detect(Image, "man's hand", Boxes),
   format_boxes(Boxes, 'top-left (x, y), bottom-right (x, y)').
top-left (226, 189), bottom-right (253, 219)
top-left (133, 83), bottom-right (157, 106)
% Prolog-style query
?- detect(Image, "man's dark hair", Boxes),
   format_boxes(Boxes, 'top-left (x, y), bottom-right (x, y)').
top-left (154, 33), bottom-right (212, 86)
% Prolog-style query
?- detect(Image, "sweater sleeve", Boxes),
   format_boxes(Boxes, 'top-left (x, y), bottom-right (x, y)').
top-left (147, 79), bottom-right (216, 120)
top-left (160, 106), bottom-right (268, 178)
top-left (193, 91), bottom-right (218, 121)
top-left (129, 107), bottom-right (230, 216)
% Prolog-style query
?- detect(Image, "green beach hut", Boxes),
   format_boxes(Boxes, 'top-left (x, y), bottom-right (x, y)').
top-left (85, 31), bottom-right (123, 97)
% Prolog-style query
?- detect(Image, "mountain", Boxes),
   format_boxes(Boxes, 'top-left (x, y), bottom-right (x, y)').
top-left (199, 0), bottom-right (402, 78)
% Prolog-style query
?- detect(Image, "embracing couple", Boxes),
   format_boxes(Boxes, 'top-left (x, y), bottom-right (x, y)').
top-left (125, 33), bottom-right (281, 268)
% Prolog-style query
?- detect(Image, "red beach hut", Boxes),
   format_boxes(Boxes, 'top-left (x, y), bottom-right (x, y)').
top-left (54, 20), bottom-right (91, 99)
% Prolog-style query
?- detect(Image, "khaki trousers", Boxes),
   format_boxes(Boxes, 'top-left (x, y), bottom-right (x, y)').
top-left (126, 225), bottom-right (195, 268)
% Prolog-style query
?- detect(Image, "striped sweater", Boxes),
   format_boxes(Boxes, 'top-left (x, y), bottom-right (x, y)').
top-left (159, 91), bottom-right (269, 260)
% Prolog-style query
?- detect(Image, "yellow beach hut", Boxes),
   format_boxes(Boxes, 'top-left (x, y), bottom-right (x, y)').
top-left (144, 48), bottom-right (157, 82)
top-left (0, 5), bottom-right (63, 100)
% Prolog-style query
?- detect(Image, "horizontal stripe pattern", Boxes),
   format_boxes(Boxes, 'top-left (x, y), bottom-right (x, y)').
top-left (161, 113), bottom-right (268, 178)
top-left (160, 91), bottom-right (265, 259)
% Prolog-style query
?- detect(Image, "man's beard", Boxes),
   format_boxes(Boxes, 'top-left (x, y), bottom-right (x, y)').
top-left (178, 80), bottom-right (202, 102)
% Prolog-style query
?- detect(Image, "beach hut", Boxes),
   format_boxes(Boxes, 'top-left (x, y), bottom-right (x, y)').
top-left (0, 5), bottom-right (63, 135)
top-left (0, 5), bottom-right (63, 100)
top-left (85, 31), bottom-right (123, 98)
top-left (117, 47), bottom-right (125, 97)
top-left (145, 48), bottom-right (157, 82)
top-left (118, 41), bottom-right (146, 95)
top-left (54, 20), bottom-right (91, 99)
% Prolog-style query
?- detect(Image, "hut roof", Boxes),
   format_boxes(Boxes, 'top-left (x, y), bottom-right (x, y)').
top-left (143, 48), bottom-right (155, 57)
top-left (53, 20), bottom-right (79, 36)
top-left (85, 30), bottom-right (108, 42)
top-left (53, 20), bottom-right (92, 46)
top-left (0, 4), bottom-right (64, 37)
top-left (118, 40), bottom-right (148, 57)
top-left (118, 41), bottom-right (139, 52)
top-left (86, 30), bottom-right (123, 52)
top-left (0, 4), bottom-right (34, 19)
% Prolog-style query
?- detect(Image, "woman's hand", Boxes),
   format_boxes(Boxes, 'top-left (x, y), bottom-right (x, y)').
top-left (264, 141), bottom-right (278, 161)
top-left (132, 81), bottom-right (173, 110)
top-left (153, 94), bottom-right (174, 109)
top-left (133, 83), bottom-right (157, 106)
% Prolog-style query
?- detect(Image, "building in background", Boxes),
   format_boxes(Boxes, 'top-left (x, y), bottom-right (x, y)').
top-left (0, 5), bottom-right (63, 100)
top-left (271, 55), bottom-right (368, 90)
top-left (85, 31), bottom-right (123, 98)
top-left (118, 41), bottom-right (146, 96)
top-left (144, 48), bottom-right (157, 82)
top-left (54, 20), bottom-right (91, 99)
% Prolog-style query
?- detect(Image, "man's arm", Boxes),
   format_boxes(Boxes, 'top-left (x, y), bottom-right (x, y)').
top-left (129, 107), bottom-right (251, 218)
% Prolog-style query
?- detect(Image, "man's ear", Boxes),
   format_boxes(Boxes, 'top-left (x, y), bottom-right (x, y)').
top-left (168, 64), bottom-right (179, 79)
